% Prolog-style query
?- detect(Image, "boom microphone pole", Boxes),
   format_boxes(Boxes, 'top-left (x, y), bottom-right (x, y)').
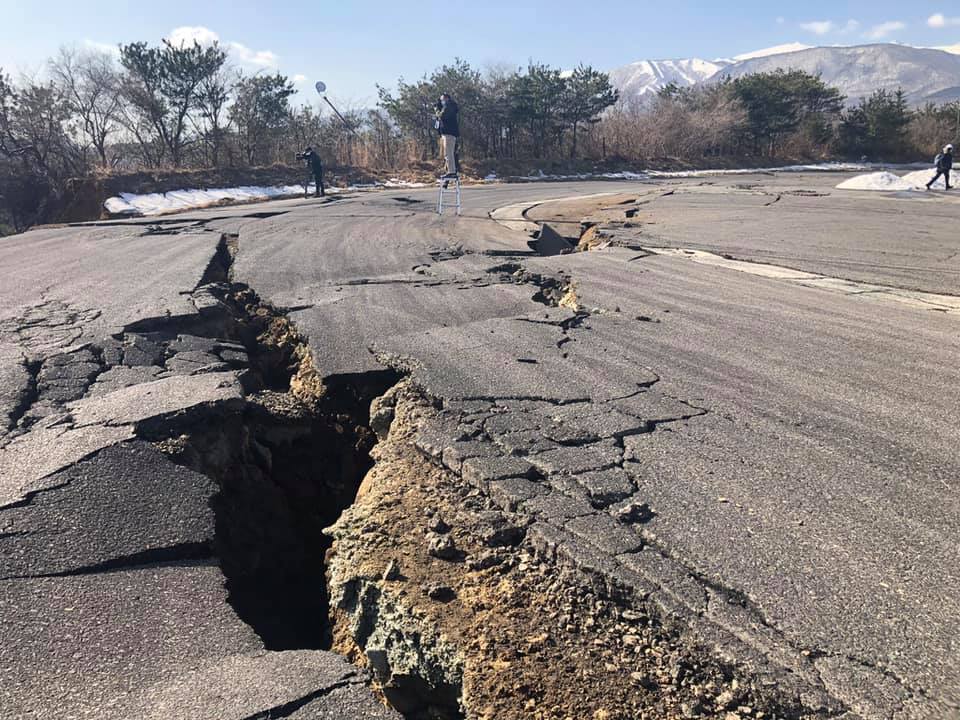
top-left (315, 81), bottom-right (358, 137)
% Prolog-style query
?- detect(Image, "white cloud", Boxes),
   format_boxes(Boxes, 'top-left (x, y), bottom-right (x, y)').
top-left (167, 26), bottom-right (220, 48)
top-left (865, 20), bottom-right (906, 39)
top-left (228, 41), bottom-right (278, 68)
top-left (800, 19), bottom-right (860, 36)
top-left (83, 39), bottom-right (120, 57)
top-left (800, 20), bottom-right (834, 35)
top-left (164, 26), bottom-right (278, 68)
top-left (776, 16), bottom-right (785, 25)
top-left (928, 13), bottom-right (960, 28)
top-left (293, 74), bottom-right (307, 83)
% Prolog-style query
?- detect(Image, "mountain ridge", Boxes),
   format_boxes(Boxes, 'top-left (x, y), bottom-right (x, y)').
top-left (610, 42), bottom-right (960, 105)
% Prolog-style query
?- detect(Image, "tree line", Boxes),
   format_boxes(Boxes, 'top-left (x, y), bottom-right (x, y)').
top-left (1, 39), bottom-right (958, 233)
top-left (604, 70), bottom-right (958, 163)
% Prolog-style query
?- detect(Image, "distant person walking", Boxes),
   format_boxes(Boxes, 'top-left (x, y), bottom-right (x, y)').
top-left (434, 93), bottom-right (460, 179)
top-left (926, 144), bottom-right (953, 191)
top-left (299, 146), bottom-right (325, 197)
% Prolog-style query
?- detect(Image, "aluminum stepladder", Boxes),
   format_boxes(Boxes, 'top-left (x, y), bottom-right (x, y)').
top-left (436, 176), bottom-right (461, 215)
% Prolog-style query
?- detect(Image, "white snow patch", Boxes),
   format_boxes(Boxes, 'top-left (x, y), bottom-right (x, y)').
top-left (504, 162), bottom-right (872, 183)
top-left (836, 168), bottom-right (951, 192)
top-left (901, 169), bottom-right (948, 189)
top-left (382, 178), bottom-right (429, 188)
top-left (509, 170), bottom-right (652, 181)
top-left (650, 162), bottom-right (870, 178)
top-left (104, 178), bottom-right (431, 216)
top-left (835, 172), bottom-right (916, 191)
top-left (104, 184), bottom-right (336, 216)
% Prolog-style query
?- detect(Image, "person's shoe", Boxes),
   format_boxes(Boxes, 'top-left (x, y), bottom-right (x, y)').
top-left (442, 180), bottom-right (449, 189)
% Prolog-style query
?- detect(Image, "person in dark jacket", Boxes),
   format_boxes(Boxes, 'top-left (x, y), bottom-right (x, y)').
top-left (927, 144), bottom-right (953, 190)
top-left (299, 146), bottom-right (325, 197)
top-left (434, 93), bottom-right (460, 178)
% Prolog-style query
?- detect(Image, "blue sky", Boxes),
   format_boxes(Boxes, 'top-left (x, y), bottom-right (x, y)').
top-left (2, 0), bottom-right (959, 106)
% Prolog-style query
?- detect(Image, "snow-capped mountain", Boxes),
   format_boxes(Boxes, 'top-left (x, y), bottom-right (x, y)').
top-left (607, 58), bottom-right (728, 101)
top-left (716, 44), bottom-right (960, 104)
top-left (608, 44), bottom-right (811, 100)
top-left (611, 43), bottom-right (960, 105)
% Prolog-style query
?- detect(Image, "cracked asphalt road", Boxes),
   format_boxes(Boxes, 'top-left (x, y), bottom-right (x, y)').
top-left (540, 176), bottom-right (960, 294)
top-left (1, 172), bottom-right (958, 718)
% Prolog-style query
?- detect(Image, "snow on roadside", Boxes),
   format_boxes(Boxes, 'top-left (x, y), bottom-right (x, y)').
top-left (836, 172), bottom-right (916, 191)
top-left (648, 162), bottom-right (871, 178)
top-left (104, 178), bottom-right (430, 217)
top-left (382, 178), bottom-right (429, 188)
top-left (836, 168), bottom-right (947, 192)
top-left (507, 162), bottom-right (872, 182)
top-left (901, 169), bottom-right (946, 189)
top-left (104, 184), bottom-right (325, 216)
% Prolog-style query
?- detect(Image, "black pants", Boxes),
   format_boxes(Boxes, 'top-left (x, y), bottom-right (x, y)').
top-left (928, 168), bottom-right (951, 189)
top-left (312, 169), bottom-right (325, 196)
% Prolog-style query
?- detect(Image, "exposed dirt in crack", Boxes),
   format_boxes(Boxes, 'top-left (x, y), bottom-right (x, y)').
top-left (487, 262), bottom-right (581, 312)
top-left (325, 388), bottom-right (817, 720)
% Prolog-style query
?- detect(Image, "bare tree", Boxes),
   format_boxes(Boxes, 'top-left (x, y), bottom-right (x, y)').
top-left (0, 70), bottom-right (83, 230)
top-left (50, 47), bottom-right (123, 167)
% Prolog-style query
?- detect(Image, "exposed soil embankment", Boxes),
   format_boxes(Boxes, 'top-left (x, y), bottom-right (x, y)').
top-left (326, 390), bottom-right (808, 720)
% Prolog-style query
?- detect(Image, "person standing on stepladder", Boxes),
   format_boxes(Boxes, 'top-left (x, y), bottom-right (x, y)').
top-left (927, 144), bottom-right (953, 191)
top-left (435, 93), bottom-right (460, 181)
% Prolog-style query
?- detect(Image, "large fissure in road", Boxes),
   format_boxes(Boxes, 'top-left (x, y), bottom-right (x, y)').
top-left (127, 233), bottom-right (464, 717)
top-left (149, 365), bottom-right (399, 651)
top-left (130, 235), bottom-right (394, 648)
